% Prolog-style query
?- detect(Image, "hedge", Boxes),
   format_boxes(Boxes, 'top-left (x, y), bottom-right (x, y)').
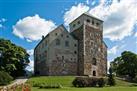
top-left (72, 77), bottom-right (106, 87)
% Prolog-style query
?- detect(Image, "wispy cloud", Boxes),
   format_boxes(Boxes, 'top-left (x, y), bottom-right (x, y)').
top-left (108, 45), bottom-right (118, 55)
top-left (27, 49), bottom-right (34, 56)
top-left (135, 32), bottom-right (137, 37)
top-left (0, 18), bottom-right (6, 22)
top-left (0, 18), bottom-right (7, 29)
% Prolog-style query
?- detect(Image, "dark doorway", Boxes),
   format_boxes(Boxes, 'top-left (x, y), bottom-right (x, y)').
top-left (93, 70), bottom-right (96, 76)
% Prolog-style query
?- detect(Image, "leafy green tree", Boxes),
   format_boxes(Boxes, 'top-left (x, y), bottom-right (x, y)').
top-left (108, 67), bottom-right (116, 86)
top-left (0, 38), bottom-right (30, 77)
top-left (111, 51), bottom-right (137, 79)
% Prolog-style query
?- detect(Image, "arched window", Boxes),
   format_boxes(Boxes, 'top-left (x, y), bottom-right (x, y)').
top-left (93, 70), bottom-right (96, 76)
top-left (93, 58), bottom-right (97, 65)
top-left (56, 39), bottom-right (60, 45)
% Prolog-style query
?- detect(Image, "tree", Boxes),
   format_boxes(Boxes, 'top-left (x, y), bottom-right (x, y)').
top-left (107, 67), bottom-right (116, 86)
top-left (0, 38), bottom-right (30, 78)
top-left (111, 51), bottom-right (137, 79)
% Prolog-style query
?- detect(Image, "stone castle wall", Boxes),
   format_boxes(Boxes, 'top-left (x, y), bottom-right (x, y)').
top-left (71, 25), bottom-right (84, 75)
top-left (84, 24), bottom-right (103, 76)
top-left (34, 14), bottom-right (107, 77)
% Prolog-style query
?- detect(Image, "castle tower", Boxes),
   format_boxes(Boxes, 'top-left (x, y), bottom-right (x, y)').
top-left (70, 13), bottom-right (107, 77)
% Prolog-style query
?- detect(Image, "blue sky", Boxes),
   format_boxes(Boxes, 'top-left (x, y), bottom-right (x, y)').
top-left (0, 0), bottom-right (137, 71)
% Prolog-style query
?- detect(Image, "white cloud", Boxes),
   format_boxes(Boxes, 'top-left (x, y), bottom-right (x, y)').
top-left (64, 0), bottom-right (136, 41)
top-left (89, 0), bottom-right (137, 41)
top-left (13, 14), bottom-right (56, 42)
top-left (27, 49), bottom-right (34, 56)
top-left (107, 61), bottom-right (110, 71)
top-left (108, 45), bottom-right (118, 55)
top-left (64, 3), bottom-right (89, 26)
top-left (26, 60), bottom-right (34, 72)
top-left (26, 49), bottom-right (34, 72)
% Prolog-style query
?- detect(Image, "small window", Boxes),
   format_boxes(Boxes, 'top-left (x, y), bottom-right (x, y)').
top-left (74, 51), bottom-right (77, 54)
top-left (66, 35), bottom-right (69, 38)
top-left (77, 21), bottom-right (80, 24)
top-left (73, 24), bottom-right (76, 27)
top-left (93, 71), bottom-right (96, 76)
top-left (62, 56), bottom-right (64, 60)
top-left (61, 34), bottom-right (63, 37)
top-left (71, 58), bottom-right (72, 60)
top-left (74, 44), bottom-right (77, 47)
top-left (45, 51), bottom-right (47, 57)
top-left (92, 20), bottom-right (94, 25)
top-left (96, 22), bottom-right (99, 26)
top-left (65, 41), bottom-right (69, 47)
top-left (55, 33), bottom-right (57, 36)
top-left (86, 19), bottom-right (90, 23)
top-left (56, 39), bottom-right (60, 45)
top-left (93, 58), bottom-right (97, 65)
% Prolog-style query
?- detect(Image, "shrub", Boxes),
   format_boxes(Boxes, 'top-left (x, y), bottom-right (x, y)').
top-left (107, 74), bottom-right (116, 86)
top-left (72, 77), bottom-right (105, 87)
top-left (39, 83), bottom-right (62, 89)
top-left (97, 78), bottom-right (105, 87)
top-left (133, 75), bottom-right (137, 83)
top-left (72, 77), bottom-right (88, 87)
top-left (0, 71), bottom-right (13, 85)
top-left (88, 77), bottom-right (98, 87)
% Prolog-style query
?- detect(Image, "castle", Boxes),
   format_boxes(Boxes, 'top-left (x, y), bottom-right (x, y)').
top-left (34, 13), bottom-right (107, 77)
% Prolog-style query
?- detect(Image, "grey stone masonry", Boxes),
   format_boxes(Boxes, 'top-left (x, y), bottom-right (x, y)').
top-left (34, 13), bottom-right (107, 77)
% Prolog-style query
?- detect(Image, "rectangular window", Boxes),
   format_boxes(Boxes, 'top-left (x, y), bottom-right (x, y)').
top-left (65, 41), bottom-right (69, 47)
top-left (73, 24), bottom-right (76, 28)
top-left (56, 39), bottom-right (60, 45)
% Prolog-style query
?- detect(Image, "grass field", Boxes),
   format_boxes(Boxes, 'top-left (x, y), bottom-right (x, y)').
top-left (32, 87), bottom-right (137, 91)
top-left (27, 76), bottom-right (137, 91)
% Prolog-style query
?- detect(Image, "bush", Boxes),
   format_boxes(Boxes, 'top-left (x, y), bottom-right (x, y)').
top-left (0, 71), bottom-right (13, 85)
top-left (72, 77), bottom-right (105, 87)
top-left (89, 78), bottom-right (98, 87)
top-left (39, 83), bottom-right (62, 89)
top-left (107, 74), bottom-right (116, 86)
top-left (72, 77), bottom-right (88, 87)
top-left (133, 75), bottom-right (137, 83)
top-left (98, 78), bottom-right (105, 87)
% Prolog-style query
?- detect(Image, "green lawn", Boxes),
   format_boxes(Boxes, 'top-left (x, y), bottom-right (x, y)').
top-left (27, 76), bottom-right (137, 91)
top-left (27, 76), bottom-right (75, 87)
top-left (32, 87), bottom-right (137, 91)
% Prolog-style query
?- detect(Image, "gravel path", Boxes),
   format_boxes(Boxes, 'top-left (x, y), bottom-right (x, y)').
top-left (8, 78), bottom-right (28, 86)
top-left (1, 77), bottom-right (28, 91)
